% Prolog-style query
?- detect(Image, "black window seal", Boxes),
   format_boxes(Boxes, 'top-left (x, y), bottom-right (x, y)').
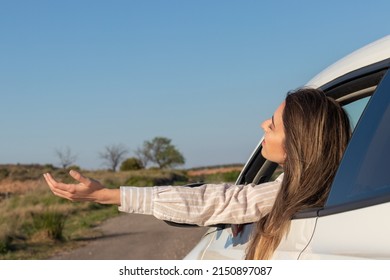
top-left (291, 193), bottom-right (390, 220)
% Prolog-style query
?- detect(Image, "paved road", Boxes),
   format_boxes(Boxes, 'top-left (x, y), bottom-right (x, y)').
top-left (50, 213), bottom-right (208, 260)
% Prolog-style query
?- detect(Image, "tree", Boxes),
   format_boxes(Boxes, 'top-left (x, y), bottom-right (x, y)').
top-left (134, 147), bottom-right (151, 168)
top-left (136, 137), bottom-right (185, 169)
top-left (99, 144), bottom-right (128, 172)
top-left (120, 157), bottom-right (143, 171)
top-left (55, 147), bottom-right (77, 169)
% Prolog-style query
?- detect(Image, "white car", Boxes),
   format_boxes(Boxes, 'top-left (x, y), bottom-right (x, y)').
top-left (184, 35), bottom-right (390, 260)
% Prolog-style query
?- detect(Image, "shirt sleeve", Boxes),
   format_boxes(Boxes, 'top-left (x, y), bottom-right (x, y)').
top-left (118, 173), bottom-right (283, 226)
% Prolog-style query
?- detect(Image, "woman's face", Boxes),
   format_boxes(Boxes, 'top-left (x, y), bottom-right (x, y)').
top-left (261, 102), bottom-right (286, 165)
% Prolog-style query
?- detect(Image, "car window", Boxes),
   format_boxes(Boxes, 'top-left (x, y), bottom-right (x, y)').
top-left (325, 70), bottom-right (390, 209)
top-left (342, 96), bottom-right (370, 129)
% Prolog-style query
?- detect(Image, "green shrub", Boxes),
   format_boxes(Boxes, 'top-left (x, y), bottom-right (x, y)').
top-left (0, 236), bottom-right (12, 254)
top-left (66, 165), bottom-right (81, 172)
top-left (103, 178), bottom-right (122, 189)
top-left (221, 171), bottom-right (241, 182)
top-left (43, 164), bottom-right (56, 171)
top-left (190, 170), bottom-right (241, 184)
top-left (124, 171), bottom-right (188, 187)
top-left (120, 158), bottom-right (143, 171)
top-left (9, 164), bottom-right (52, 181)
top-left (0, 168), bottom-right (9, 181)
top-left (31, 211), bottom-right (68, 241)
top-left (124, 176), bottom-right (155, 187)
top-left (0, 226), bottom-right (13, 254)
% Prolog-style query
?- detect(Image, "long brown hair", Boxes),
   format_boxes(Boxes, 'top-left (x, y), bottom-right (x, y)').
top-left (246, 88), bottom-right (351, 260)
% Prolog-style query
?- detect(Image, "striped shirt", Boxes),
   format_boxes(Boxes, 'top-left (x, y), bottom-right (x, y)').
top-left (118, 173), bottom-right (283, 226)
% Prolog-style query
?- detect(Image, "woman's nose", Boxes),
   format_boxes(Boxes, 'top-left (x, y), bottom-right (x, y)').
top-left (261, 119), bottom-right (269, 131)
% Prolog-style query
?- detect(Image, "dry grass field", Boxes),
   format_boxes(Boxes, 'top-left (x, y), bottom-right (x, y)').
top-left (0, 163), bottom-right (243, 259)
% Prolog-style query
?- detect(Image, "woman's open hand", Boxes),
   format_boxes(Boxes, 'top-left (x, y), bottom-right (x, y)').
top-left (43, 170), bottom-right (120, 205)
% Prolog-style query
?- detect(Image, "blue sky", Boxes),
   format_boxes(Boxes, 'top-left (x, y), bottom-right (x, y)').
top-left (1, 0), bottom-right (389, 170)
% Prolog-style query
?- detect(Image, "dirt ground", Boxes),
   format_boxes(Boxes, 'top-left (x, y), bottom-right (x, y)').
top-left (50, 213), bottom-right (209, 260)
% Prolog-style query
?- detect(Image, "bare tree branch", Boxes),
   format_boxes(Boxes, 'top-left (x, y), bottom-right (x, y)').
top-left (99, 144), bottom-right (128, 171)
top-left (55, 147), bottom-right (78, 169)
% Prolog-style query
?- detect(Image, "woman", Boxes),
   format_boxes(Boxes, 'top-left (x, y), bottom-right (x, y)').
top-left (246, 88), bottom-right (351, 259)
top-left (43, 88), bottom-right (351, 259)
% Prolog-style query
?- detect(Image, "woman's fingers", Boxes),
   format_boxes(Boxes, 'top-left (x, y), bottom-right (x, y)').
top-left (44, 170), bottom-right (88, 191)
top-left (43, 173), bottom-right (75, 194)
top-left (69, 170), bottom-right (90, 185)
top-left (43, 173), bottom-right (59, 190)
top-left (43, 173), bottom-right (69, 199)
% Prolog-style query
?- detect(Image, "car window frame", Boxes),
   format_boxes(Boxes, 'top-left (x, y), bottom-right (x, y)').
top-left (319, 68), bottom-right (390, 217)
top-left (295, 59), bottom-right (390, 219)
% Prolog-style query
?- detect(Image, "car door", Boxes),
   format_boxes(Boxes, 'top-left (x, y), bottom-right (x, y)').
top-left (297, 68), bottom-right (390, 259)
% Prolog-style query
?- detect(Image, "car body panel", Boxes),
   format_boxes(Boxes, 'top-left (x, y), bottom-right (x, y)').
top-left (299, 202), bottom-right (390, 260)
top-left (307, 35), bottom-right (390, 89)
top-left (185, 226), bottom-right (249, 260)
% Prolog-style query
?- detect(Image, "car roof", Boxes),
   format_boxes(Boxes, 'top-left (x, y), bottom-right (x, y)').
top-left (306, 35), bottom-right (390, 88)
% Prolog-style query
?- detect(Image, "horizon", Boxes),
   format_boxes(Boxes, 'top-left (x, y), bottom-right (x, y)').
top-left (0, 161), bottom-right (245, 171)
